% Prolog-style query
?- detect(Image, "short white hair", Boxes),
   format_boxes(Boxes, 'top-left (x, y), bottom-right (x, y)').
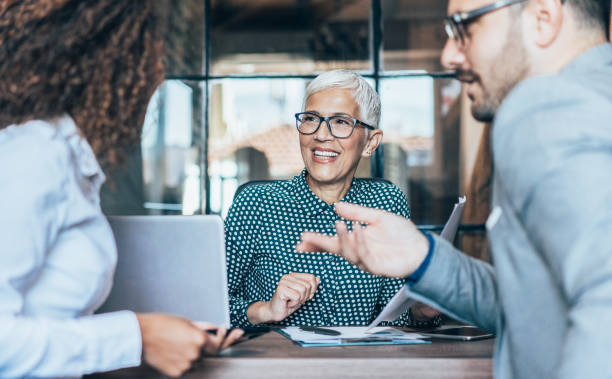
top-left (303, 69), bottom-right (381, 128)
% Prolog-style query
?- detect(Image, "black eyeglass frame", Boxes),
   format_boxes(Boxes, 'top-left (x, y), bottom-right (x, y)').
top-left (444, 0), bottom-right (528, 48)
top-left (294, 111), bottom-right (375, 139)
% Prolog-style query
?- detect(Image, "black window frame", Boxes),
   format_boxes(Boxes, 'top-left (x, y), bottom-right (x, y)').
top-left (164, 0), bottom-right (456, 215)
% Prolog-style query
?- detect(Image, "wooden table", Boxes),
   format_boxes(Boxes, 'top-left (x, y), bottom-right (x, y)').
top-left (88, 330), bottom-right (494, 379)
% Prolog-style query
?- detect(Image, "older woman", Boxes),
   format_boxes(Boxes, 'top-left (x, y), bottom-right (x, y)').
top-left (226, 70), bottom-right (440, 328)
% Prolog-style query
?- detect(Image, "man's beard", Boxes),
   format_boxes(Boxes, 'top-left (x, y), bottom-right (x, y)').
top-left (455, 69), bottom-right (497, 122)
top-left (471, 79), bottom-right (501, 123)
top-left (461, 23), bottom-right (529, 123)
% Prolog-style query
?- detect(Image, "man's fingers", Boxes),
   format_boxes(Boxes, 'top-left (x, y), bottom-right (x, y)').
top-left (353, 222), bottom-right (373, 272)
top-left (296, 203), bottom-right (384, 254)
top-left (296, 232), bottom-right (340, 254)
top-left (334, 202), bottom-right (382, 224)
top-left (335, 220), bottom-right (361, 266)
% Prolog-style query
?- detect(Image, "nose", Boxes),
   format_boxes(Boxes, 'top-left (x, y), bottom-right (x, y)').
top-left (313, 119), bottom-right (334, 141)
top-left (440, 38), bottom-right (466, 71)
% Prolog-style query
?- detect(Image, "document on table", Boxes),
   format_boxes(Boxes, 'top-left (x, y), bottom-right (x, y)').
top-left (277, 326), bottom-right (429, 347)
top-left (366, 196), bottom-right (466, 331)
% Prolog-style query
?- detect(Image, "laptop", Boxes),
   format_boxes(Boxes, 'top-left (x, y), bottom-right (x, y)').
top-left (97, 215), bottom-right (230, 327)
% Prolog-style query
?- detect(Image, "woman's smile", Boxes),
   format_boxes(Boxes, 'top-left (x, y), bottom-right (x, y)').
top-left (312, 147), bottom-right (340, 164)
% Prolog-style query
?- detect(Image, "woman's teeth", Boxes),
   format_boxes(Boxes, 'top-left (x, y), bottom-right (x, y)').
top-left (314, 150), bottom-right (339, 157)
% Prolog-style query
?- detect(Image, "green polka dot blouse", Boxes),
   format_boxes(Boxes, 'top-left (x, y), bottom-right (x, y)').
top-left (225, 169), bottom-right (439, 328)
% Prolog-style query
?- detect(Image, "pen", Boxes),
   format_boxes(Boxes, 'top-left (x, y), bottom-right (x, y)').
top-left (299, 326), bottom-right (341, 336)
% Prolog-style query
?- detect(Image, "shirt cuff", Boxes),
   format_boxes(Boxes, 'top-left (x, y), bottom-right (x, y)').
top-left (405, 232), bottom-right (435, 284)
top-left (230, 298), bottom-right (259, 329)
top-left (79, 310), bottom-right (142, 374)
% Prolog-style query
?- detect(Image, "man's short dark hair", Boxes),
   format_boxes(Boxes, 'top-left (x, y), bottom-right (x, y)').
top-left (565, 0), bottom-right (611, 38)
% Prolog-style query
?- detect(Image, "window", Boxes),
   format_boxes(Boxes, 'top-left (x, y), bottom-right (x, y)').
top-left (210, 0), bottom-right (371, 75)
top-left (208, 78), bottom-right (306, 215)
top-left (140, 80), bottom-right (203, 215)
top-left (103, 0), bottom-right (467, 226)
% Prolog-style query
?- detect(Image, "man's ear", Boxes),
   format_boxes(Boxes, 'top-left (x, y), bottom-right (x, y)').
top-left (526, 0), bottom-right (564, 47)
top-left (362, 129), bottom-right (383, 157)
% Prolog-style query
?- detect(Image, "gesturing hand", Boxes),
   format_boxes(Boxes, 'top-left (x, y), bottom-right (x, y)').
top-left (295, 202), bottom-right (430, 279)
top-left (247, 273), bottom-right (320, 324)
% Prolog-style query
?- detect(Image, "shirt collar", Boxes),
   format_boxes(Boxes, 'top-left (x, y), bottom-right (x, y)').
top-left (55, 115), bottom-right (106, 190)
top-left (562, 42), bottom-right (612, 75)
top-left (291, 168), bottom-right (365, 217)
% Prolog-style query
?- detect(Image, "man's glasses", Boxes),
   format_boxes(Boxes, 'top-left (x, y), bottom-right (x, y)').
top-left (295, 112), bottom-right (375, 139)
top-left (444, 0), bottom-right (528, 49)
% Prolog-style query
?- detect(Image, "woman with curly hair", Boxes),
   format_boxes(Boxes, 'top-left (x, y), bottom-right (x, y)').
top-left (0, 1), bottom-right (242, 377)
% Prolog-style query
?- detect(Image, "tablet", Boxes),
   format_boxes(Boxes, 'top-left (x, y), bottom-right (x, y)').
top-left (420, 326), bottom-right (494, 341)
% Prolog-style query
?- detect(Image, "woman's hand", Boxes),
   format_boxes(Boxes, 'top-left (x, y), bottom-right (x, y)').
top-left (136, 313), bottom-right (243, 378)
top-left (192, 321), bottom-right (245, 354)
top-left (247, 273), bottom-right (320, 324)
top-left (410, 302), bottom-right (441, 321)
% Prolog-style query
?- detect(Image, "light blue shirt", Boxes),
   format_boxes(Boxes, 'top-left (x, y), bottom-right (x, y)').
top-left (0, 117), bottom-right (141, 378)
top-left (405, 43), bottom-right (612, 378)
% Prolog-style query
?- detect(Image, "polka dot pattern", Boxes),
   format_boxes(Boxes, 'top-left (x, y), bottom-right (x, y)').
top-left (225, 169), bottom-right (432, 328)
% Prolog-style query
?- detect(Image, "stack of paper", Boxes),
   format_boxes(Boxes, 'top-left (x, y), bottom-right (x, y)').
top-left (277, 326), bottom-right (429, 347)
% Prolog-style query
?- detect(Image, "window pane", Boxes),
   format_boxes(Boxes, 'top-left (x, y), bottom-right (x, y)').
top-left (210, 0), bottom-right (371, 75)
top-left (382, 0), bottom-right (448, 71)
top-left (141, 80), bottom-right (205, 215)
top-left (164, 0), bottom-right (205, 76)
top-left (380, 77), bottom-right (463, 224)
top-left (380, 77), bottom-right (435, 170)
top-left (208, 78), bottom-right (307, 216)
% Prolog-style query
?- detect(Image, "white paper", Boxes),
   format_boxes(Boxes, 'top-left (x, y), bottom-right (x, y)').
top-left (440, 196), bottom-right (466, 241)
top-left (280, 326), bottom-right (425, 344)
top-left (366, 286), bottom-right (416, 332)
top-left (366, 196), bottom-right (467, 331)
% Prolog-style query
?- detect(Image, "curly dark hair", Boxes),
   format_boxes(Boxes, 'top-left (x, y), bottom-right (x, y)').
top-left (0, 0), bottom-right (166, 166)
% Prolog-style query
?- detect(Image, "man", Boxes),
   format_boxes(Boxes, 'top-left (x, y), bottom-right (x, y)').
top-left (297, 0), bottom-right (612, 377)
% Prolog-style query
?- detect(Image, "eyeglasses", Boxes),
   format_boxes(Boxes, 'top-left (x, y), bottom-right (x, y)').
top-left (444, 0), bottom-right (528, 49)
top-left (294, 112), bottom-right (375, 139)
